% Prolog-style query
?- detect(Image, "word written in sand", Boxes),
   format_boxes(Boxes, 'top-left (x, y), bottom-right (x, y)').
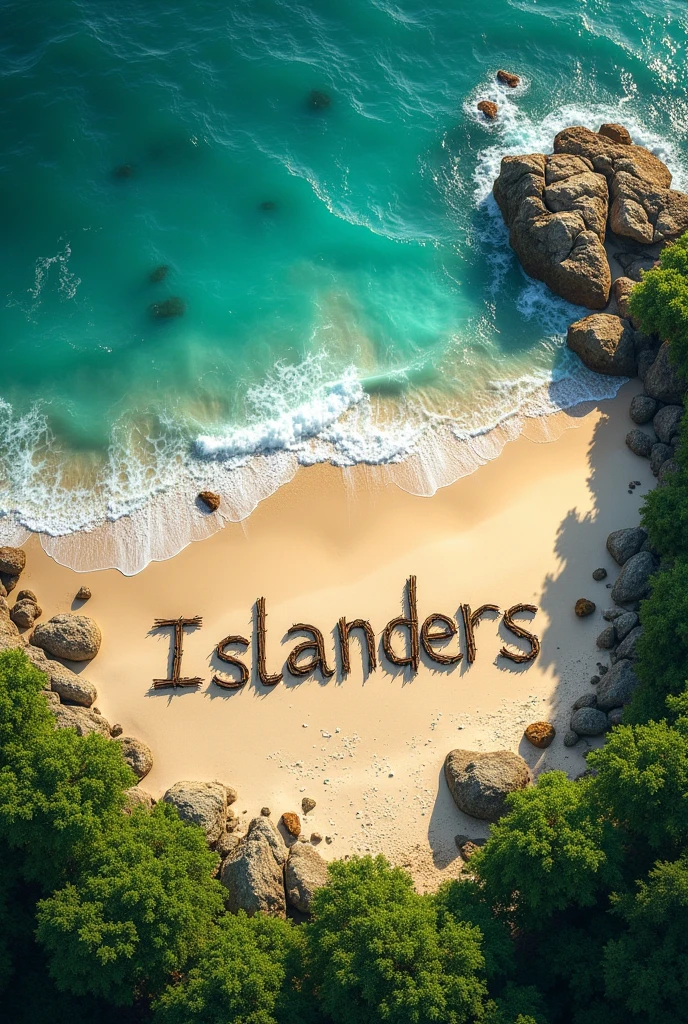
top-left (151, 577), bottom-right (541, 690)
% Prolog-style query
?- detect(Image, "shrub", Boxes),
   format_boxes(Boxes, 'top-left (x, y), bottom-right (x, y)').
top-left (628, 232), bottom-right (688, 374)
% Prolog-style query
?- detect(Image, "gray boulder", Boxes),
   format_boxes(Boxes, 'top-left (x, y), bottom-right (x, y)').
top-left (607, 707), bottom-right (625, 727)
top-left (573, 693), bottom-right (598, 709)
top-left (567, 315), bottom-right (636, 377)
top-left (659, 458), bottom-right (680, 485)
top-left (285, 843), bottom-right (329, 914)
top-left (596, 659), bottom-right (640, 711)
top-left (653, 405), bottom-right (683, 444)
top-left (596, 625), bottom-right (616, 649)
top-left (162, 781), bottom-right (231, 846)
top-left (564, 730), bottom-right (579, 747)
top-left (53, 704), bottom-right (111, 738)
top-left (444, 749), bottom-right (531, 822)
top-left (117, 736), bottom-right (153, 780)
top-left (644, 342), bottom-right (687, 405)
top-left (606, 527), bottom-right (648, 565)
top-left (31, 614), bottom-right (102, 662)
top-left (611, 550), bottom-right (655, 603)
top-left (615, 611), bottom-right (639, 642)
top-left (629, 394), bottom-right (658, 425)
top-left (616, 625), bottom-right (643, 661)
top-left (650, 442), bottom-right (672, 476)
top-left (626, 429), bottom-right (654, 458)
top-left (638, 349), bottom-right (657, 383)
top-left (220, 816), bottom-right (287, 918)
top-left (570, 707), bottom-right (608, 736)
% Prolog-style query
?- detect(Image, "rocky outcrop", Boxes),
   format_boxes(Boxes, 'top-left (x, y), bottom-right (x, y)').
top-left (611, 550), bottom-right (655, 604)
top-left (162, 781), bottom-right (233, 846)
top-left (285, 843), bottom-right (329, 914)
top-left (444, 749), bottom-right (531, 822)
top-left (493, 152), bottom-right (611, 308)
top-left (220, 816), bottom-right (287, 918)
top-left (599, 124), bottom-right (632, 146)
top-left (116, 736), bottom-right (153, 780)
top-left (644, 342), bottom-right (687, 404)
top-left (566, 314), bottom-right (636, 376)
top-left (31, 614), bottom-right (102, 662)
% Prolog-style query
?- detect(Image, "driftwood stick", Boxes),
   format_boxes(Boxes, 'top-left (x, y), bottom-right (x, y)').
top-left (421, 613), bottom-right (462, 665)
top-left (256, 597), bottom-right (282, 686)
top-left (382, 575), bottom-right (419, 670)
top-left (461, 604), bottom-right (500, 664)
top-left (500, 603), bottom-right (541, 663)
top-left (286, 623), bottom-right (335, 678)
top-left (214, 634), bottom-right (250, 688)
top-left (338, 617), bottom-right (377, 675)
top-left (152, 616), bottom-right (203, 688)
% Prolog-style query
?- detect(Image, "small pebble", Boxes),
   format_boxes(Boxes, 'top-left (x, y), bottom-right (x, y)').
top-left (76, 586), bottom-right (92, 601)
top-left (325, 836), bottom-right (333, 844)
top-left (592, 568), bottom-right (607, 581)
top-left (261, 806), bottom-right (271, 817)
top-left (388, 772), bottom-right (394, 777)
top-left (302, 723), bottom-right (308, 728)
top-left (110, 723), bottom-right (123, 737)
top-left (311, 832), bottom-right (323, 843)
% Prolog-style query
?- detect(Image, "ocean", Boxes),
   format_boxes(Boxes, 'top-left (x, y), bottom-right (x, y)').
top-left (1, 0), bottom-right (687, 572)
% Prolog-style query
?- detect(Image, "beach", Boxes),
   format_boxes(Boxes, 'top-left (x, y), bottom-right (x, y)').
top-left (17, 382), bottom-right (650, 890)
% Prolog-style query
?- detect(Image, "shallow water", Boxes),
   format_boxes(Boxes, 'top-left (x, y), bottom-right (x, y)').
top-left (1, 0), bottom-right (687, 562)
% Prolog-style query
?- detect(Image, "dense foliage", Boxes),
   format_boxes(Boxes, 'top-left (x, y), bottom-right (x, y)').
top-left (4, 238), bottom-right (688, 1020)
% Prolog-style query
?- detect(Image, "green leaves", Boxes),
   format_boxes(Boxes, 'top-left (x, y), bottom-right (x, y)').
top-left (629, 233), bottom-right (688, 377)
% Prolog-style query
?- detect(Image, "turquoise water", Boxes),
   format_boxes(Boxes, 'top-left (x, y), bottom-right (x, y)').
top-left (1, 0), bottom-right (687, 561)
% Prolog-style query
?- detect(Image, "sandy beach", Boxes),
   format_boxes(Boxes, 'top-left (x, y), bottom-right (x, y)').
top-left (18, 383), bottom-right (650, 890)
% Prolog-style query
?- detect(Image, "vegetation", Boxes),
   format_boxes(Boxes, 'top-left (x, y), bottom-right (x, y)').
top-left (3, 235), bottom-right (688, 1020)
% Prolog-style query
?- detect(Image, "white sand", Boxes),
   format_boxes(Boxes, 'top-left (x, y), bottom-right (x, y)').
top-left (20, 383), bottom-right (650, 890)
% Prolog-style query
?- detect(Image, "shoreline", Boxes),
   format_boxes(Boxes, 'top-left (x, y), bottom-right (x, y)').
top-left (17, 380), bottom-right (651, 890)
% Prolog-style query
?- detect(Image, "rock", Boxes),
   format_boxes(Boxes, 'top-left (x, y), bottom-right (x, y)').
top-left (615, 611), bottom-right (639, 642)
top-left (596, 625), bottom-right (616, 649)
top-left (575, 598), bottom-right (596, 617)
top-left (444, 749), bottom-right (531, 822)
top-left (611, 550), bottom-right (655, 604)
top-left (524, 721), bottom-right (555, 748)
top-left (307, 89), bottom-right (331, 110)
top-left (76, 586), bottom-right (92, 601)
top-left (637, 350), bottom-right (657, 383)
top-left (597, 659), bottom-right (639, 711)
top-left (477, 100), bottom-right (498, 120)
top-left (259, 200), bottom-right (277, 211)
top-left (454, 833), bottom-right (470, 849)
top-left (592, 568), bottom-right (607, 581)
top-left (114, 164), bottom-right (133, 178)
top-left (570, 707), bottom-right (608, 736)
top-left (15, 588), bottom-right (37, 603)
top-left (0, 596), bottom-right (9, 618)
top-left (220, 816), bottom-right (287, 918)
top-left (606, 527), bottom-right (648, 565)
top-left (149, 297), bottom-right (185, 319)
top-left (110, 723), bottom-right (123, 737)
top-left (0, 547), bottom-right (26, 576)
top-left (0, 573), bottom-right (20, 594)
top-left (563, 730), bottom-right (579, 747)
top-left (650, 442), bottom-right (672, 476)
top-left (261, 806), bottom-right (271, 817)
top-left (602, 607), bottom-right (623, 620)
top-left (11, 600), bottom-right (39, 630)
top-left (22, 644), bottom-right (98, 707)
top-left (659, 458), bottom-right (680, 484)
top-left (31, 614), bottom-right (102, 662)
top-left (302, 797), bottom-right (316, 814)
top-left (459, 841), bottom-right (480, 861)
top-left (123, 787), bottom-right (155, 812)
top-left (0, 582), bottom-right (6, 598)
top-left (310, 832), bottom-right (322, 843)
top-left (616, 625), bottom-right (643, 661)
top-left (607, 707), bottom-right (625, 727)
top-left (285, 843), bottom-right (329, 913)
top-left (626, 428), bottom-right (654, 458)
top-left (281, 812), bottom-right (301, 837)
top-left (493, 153), bottom-right (611, 309)
top-left (53, 704), bottom-right (111, 738)
top-left (644, 342), bottom-right (687, 405)
top-left (590, 674), bottom-right (601, 685)
top-left (497, 69), bottom-right (520, 87)
top-left (198, 490), bottom-right (220, 513)
top-left (567, 314), bottom-right (636, 376)
top-left (572, 695), bottom-right (597, 713)
top-left (162, 781), bottom-right (230, 845)
top-left (149, 265), bottom-right (169, 283)
top-left (117, 736), bottom-right (153, 780)
top-left (216, 831), bottom-right (242, 859)
top-left (629, 394), bottom-right (658, 424)
top-left (599, 123), bottom-right (632, 145)
top-left (653, 405), bottom-right (683, 444)
top-left (612, 277), bottom-right (637, 323)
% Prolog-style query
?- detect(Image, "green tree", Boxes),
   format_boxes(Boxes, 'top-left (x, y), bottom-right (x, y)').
top-left (306, 855), bottom-right (488, 1024)
top-left (435, 878), bottom-right (515, 982)
top-left (470, 772), bottom-right (621, 931)
top-left (153, 911), bottom-right (313, 1024)
top-left (36, 803), bottom-right (225, 1006)
top-left (628, 232), bottom-right (688, 374)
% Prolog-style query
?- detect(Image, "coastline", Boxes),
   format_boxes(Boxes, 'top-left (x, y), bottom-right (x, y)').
top-left (18, 380), bottom-right (651, 890)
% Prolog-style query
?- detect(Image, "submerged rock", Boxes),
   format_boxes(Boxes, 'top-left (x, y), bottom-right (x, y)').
top-left (149, 296), bottom-right (185, 319)
top-left (307, 89), bottom-right (331, 110)
top-left (444, 749), bottom-right (531, 822)
top-left (149, 264), bottom-right (169, 283)
top-left (198, 490), bottom-right (220, 512)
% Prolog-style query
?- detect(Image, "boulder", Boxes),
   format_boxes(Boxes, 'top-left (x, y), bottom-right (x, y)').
top-left (612, 277), bottom-right (637, 323)
top-left (570, 707), bottom-right (608, 736)
top-left (611, 550), bottom-right (655, 604)
top-left (53, 704), bottom-right (111, 738)
top-left (11, 600), bottom-right (40, 630)
top-left (653, 405), bottom-right (683, 444)
top-left (0, 573), bottom-right (20, 594)
top-left (198, 491), bottom-right (220, 513)
top-left (596, 658), bottom-right (639, 711)
top-left (629, 394), bottom-right (658, 424)
top-left (644, 342), bottom-right (687, 405)
top-left (606, 527), bottom-right (647, 565)
top-left (650, 443), bottom-right (672, 476)
top-left (124, 787), bottom-right (155, 812)
top-left (659, 458), bottom-right (680, 484)
top-left (563, 730), bottom-right (579, 747)
top-left (477, 100), bottom-right (498, 120)
top-left (497, 69), bottom-right (520, 87)
top-left (615, 611), bottom-right (639, 642)
top-left (149, 265), bottom-right (169, 283)
top-left (117, 736), bottom-right (153, 780)
top-left (616, 625), bottom-right (643, 661)
top-left (162, 781), bottom-right (230, 846)
top-left (285, 843), bottom-right (329, 914)
top-left (149, 297), bottom-right (185, 319)
top-left (638, 349), bottom-right (657, 383)
top-left (626, 428), bottom-right (654, 458)
top-left (15, 589), bottom-right (37, 603)
top-left (220, 816), bottom-right (287, 918)
top-left (493, 152), bottom-right (611, 309)
top-left (22, 643), bottom-right (98, 707)
top-left (444, 749), bottom-right (531, 822)
top-left (216, 831), bottom-right (243, 860)
top-left (596, 625), bottom-right (616, 649)
top-left (0, 547), bottom-right (26, 576)
top-left (567, 314), bottom-right (636, 376)
top-left (281, 812), bottom-right (301, 837)
top-left (599, 123), bottom-right (632, 145)
top-left (573, 693), bottom-right (598, 709)
top-left (31, 614), bottom-right (101, 662)
top-left (607, 707), bottom-right (625, 727)
top-left (524, 721), bottom-right (555, 748)
top-left (575, 598), bottom-right (596, 617)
